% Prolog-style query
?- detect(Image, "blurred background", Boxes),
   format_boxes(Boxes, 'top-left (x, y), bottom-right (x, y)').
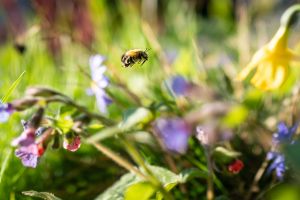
top-left (1, 0), bottom-right (300, 199)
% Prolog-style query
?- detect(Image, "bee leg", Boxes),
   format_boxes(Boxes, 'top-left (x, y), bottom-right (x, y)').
top-left (140, 59), bottom-right (147, 66)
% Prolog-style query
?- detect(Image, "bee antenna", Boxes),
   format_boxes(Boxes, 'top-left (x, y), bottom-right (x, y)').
top-left (145, 48), bottom-right (151, 52)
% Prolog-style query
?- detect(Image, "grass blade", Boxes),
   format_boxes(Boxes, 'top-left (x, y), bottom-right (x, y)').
top-left (1, 71), bottom-right (26, 103)
top-left (0, 148), bottom-right (12, 185)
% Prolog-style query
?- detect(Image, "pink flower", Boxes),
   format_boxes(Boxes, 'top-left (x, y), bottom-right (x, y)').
top-left (63, 135), bottom-right (81, 152)
top-left (15, 143), bottom-right (44, 168)
top-left (11, 127), bottom-right (36, 147)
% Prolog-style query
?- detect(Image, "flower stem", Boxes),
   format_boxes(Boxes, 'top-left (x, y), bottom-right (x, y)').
top-left (151, 128), bottom-right (187, 193)
top-left (122, 138), bottom-right (174, 200)
top-left (46, 96), bottom-right (115, 126)
top-left (246, 157), bottom-right (269, 200)
top-left (205, 147), bottom-right (214, 200)
top-left (89, 141), bottom-right (148, 180)
top-left (281, 4), bottom-right (300, 28)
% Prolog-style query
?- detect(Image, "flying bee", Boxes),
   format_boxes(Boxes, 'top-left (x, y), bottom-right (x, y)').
top-left (121, 48), bottom-right (149, 67)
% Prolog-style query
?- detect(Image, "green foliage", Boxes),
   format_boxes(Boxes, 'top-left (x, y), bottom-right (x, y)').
top-left (124, 182), bottom-right (156, 200)
top-left (1, 71), bottom-right (26, 103)
top-left (1, 1), bottom-right (300, 200)
top-left (265, 184), bottom-right (300, 200)
top-left (96, 165), bottom-right (203, 200)
top-left (222, 105), bottom-right (248, 128)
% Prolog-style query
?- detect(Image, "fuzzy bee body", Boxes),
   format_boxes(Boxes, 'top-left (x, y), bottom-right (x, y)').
top-left (121, 49), bottom-right (148, 67)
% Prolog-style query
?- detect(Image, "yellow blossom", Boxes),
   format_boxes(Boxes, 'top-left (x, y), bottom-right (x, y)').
top-left (237, 5), bottom-right (300, 91)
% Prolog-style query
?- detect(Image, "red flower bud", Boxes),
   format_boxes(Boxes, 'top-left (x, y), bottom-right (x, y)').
top-left (228, 159), bottom-right (244, 174)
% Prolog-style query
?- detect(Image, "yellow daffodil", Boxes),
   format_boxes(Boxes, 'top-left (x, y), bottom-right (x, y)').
top-left (237, 5), bottom-right (300, 91)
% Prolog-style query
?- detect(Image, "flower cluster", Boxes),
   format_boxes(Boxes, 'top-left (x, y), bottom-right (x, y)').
top-left (12, 125), bottom-right (45, 168)
top-left (89, 54), bottom-right (112, 114)
top-left (267, 122), bottom-right (298, 180)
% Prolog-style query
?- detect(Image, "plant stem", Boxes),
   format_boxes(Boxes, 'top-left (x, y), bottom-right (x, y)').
top-left (122, 138), bottom-right (174, 200)
top-left (46, 96), bottom-right (115, 126)
top-left (205, 147), bottom-right (214, 200)
top-left (89, 141), bottom-right (148, 180)
top-left (280, 4), bottom-right (300, 28)
top-left (78, 64), bottom-right (142, 106)
top-left (151, 129), bottom-right (187, 193)
top-left (246, 157), bottom-right (269, 200)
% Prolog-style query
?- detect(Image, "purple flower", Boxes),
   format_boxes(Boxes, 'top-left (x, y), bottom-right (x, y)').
top-left (15, 143), bottom-right (44, 168)
top-left (63, 135), bottom-right (81, 152)
top-left (0, 103), bottom-right (13, 122)
top-left (267, 151), bottom-right (285, 180)
top-left (11, 127), bottom-right (36, 147)
top-left (272, 122), bottom-right (298, 145)
top-left (155, 118), bottom-right (191, 154)
top-left (12, 121), bottom-right (47, 168)
top-left (266, 122), bottom-right (298, 180)
top-left (169, 76), bottom-right (191, 96)
top-left (89, 54), bottom-right (112, 113)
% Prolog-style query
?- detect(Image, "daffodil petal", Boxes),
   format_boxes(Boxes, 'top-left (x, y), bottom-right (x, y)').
top-left (287, 49), bottom-right (300, 62)
top-left (237, 61), bottom-right (256, 81)
top-left (270, 65), bottom-right (288, 89)
top-left (251, 62), bottom-right (274, 90)
top-left (237, 49), bottom-right (267, 81)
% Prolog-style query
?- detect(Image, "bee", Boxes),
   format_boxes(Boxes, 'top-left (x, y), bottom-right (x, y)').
top-left (121, 48), bottom-right (149, 67)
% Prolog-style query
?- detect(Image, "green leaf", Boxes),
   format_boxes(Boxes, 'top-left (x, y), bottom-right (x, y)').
top-left (124, 182), bottom-right (156, 200)
top-left (178, 168), bottom-right (208, 183)
top-left (87, 107), bottom-right (154, 143)
top-left (1, 71), bottom-right (26, 103)
top-left (221, 105), bottom-right (248, 128)
top-left (59, 105), bottom-right (76, 117)
top-left (155, 182), bottom-right (177, 200)
top-left (145, 165), bottom-right (178, 185)
top-left (95, 172), bottom-right (140, 200)
top-left (22, 190), bottom-right (61, 200)
top-left (96, 165), bottom-right (203, 200)
top-left (0, 148), bottom-right (12, 185)
top-left (55, 116), bottom-right (74, 134)
top-left (243, 89), bottom-right (263, 109)
top-left (265, 183), bottom-right (300, 200)
top-left (87, 126), bottom-right (121, 142)
top-left (213, 146), bottom-right (241, 164)
top-left (120, 107), bottom-right (154, 129)
top-left (86, 123), bottom-right (105, 134)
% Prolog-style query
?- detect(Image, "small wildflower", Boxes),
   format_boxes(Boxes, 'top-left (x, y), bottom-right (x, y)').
top-left (228, 159), bottom-right (244, 174)
top-left (155, 118), bottom-right (191, 154)
top-left (12, 109), bottom-right (49, 168)
top-left (169, 75), bottom-right (192, 96)
top-left (89, 54), bottom-right (112, 113)
top-left (15, 143), bottom-right (44, 168)
top-left (272, 122), bottom-right (298, 145)
top-left (11, 127), bottom-right (36, 147)
top-left (196, 124), bottom-right (232, 147)
top-left (63, 134), bottom-right (81, 152)
top-left (267, 152), bottom-right (285, 180)
top-left (196, 126), bottom-right (210, 146)
top-left (266, 121), bottom-right (298, 180)
top-left (0, 103), bottom-right (13, 122)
